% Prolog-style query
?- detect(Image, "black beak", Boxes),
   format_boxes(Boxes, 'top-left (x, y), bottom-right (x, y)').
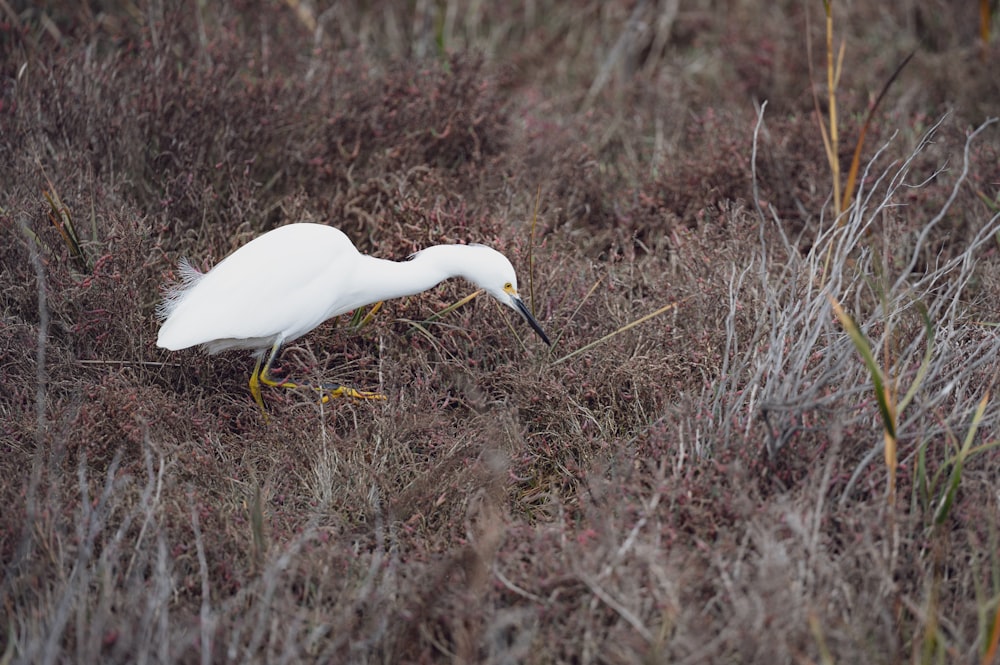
top-left (512, 296), bottom-right (551, 346)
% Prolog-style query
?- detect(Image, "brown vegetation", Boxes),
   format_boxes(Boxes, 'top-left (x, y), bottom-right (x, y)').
top-left (3, 1), bottom-right (1000, 662)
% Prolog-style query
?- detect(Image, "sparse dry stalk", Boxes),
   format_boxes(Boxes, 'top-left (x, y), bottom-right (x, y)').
top-left (814, 2), bottom-right (912, 269)
top-left (823, 0), bottom-right (842, 219)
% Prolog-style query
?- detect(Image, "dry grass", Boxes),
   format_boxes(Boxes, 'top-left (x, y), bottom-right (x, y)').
top-left (3, 1), bottom-right (1000, 663)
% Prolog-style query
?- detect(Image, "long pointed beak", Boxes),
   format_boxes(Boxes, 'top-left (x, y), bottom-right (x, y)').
top-left (512, 296), bottom-right (551, 346)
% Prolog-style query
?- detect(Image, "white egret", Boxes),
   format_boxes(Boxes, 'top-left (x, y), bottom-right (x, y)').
top-left (156, 223), bottom-right (550, 411)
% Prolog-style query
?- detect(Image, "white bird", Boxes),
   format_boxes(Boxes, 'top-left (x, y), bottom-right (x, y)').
top-left (156, 223), bottom-right (550, 411)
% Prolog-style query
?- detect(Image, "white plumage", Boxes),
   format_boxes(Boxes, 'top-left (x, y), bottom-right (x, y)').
top-left (156, 223), bottom-right (549, 411)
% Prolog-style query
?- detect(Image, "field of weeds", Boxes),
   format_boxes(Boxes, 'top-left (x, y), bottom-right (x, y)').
top-left (3, 1), bottom-right (1000, 662)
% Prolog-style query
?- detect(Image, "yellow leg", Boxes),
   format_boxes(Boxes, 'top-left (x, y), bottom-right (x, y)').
top-left (249, 338), bottom-right (386, 413)
top-left (250, 339), bottom-right (286, 416)
top-left (249, 353), bottom-right (266, 414)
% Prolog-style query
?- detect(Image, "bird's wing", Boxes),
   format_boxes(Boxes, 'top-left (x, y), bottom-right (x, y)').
top-left (157, 225), bottom-right (358, 350)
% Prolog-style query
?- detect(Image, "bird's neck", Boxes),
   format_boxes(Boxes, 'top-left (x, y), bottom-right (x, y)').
top-left (353, 245), bottom-right (471, 304)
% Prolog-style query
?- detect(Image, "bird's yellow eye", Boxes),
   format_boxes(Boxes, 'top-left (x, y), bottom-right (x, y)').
top-left (503, 282), bottom-right (514, 294)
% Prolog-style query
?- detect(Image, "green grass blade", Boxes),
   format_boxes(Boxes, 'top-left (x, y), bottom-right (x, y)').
top-left (829, 295), bottom-right (896, 440)
top-left (935, 391), bottom-right (989, 524)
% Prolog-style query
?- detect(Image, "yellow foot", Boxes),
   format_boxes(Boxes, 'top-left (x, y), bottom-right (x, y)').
top-left (319, 383), bottom-right (387, 403)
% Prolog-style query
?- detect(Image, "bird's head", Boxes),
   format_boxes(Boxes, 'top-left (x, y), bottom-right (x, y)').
top-left (464, 245), bottom-right (551, 346)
